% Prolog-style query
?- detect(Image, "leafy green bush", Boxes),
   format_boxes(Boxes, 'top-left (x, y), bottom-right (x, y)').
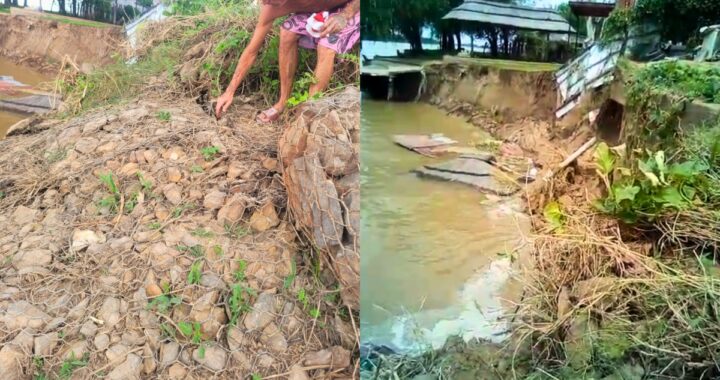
top-left (593, 142), bottom-right (708, 223)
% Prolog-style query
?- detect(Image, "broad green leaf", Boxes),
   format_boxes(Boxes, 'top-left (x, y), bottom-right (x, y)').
top-left (613, 184), bottom-right (640, 203)
top-left (654, 186), bottom-right (685, 208)
top-left (543, 201), bottom-right (565, 231)
top-left (594, 142), bottom-right (615, 175)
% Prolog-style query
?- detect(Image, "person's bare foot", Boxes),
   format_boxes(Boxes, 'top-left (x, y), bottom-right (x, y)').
top-left (256, 106), bottom-right (283, 123)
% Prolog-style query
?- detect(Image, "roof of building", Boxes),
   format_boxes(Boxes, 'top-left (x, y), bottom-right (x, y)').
top-left (443, 0), bottom-right (575, 34)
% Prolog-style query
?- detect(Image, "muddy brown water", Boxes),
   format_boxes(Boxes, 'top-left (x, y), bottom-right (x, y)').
top-left (360, 100), bottom-right (531, 353)
top-left (0, 57), bottom-right (49, 137)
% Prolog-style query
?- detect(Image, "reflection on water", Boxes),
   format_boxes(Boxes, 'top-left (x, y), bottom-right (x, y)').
top-left (360, 100), bottom-right (529, 352)
top-left (0, 57), bottom-right (49, 137)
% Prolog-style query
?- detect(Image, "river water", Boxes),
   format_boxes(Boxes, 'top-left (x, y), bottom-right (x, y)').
top-left (0, 57), bottom-right (49, 137)
top-left (360, 99), bottom-right (530, 353)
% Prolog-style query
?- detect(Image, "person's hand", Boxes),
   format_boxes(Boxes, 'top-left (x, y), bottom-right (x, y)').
top-left (215, 91), bottom-right (234, 119)
top-left (320, 14), bottom-right (347, 38)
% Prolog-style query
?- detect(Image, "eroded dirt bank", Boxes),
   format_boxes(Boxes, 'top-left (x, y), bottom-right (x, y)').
top-left (0, 14), bottom-right (122, 74)
top-left (0, 86), bottom-right (360, 379)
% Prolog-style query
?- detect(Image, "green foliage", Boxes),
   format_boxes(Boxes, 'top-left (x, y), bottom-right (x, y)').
top-left (228, 283), bottom-right (256, 325)
top-left (593, 143), bottom-right (708, 223)
top-left (156, 110), bottom-right (171, 121)
top-left (59, 353), bottom-right (88, 380)
top-left (200, 146), bottom-right (220, 161)
top-left (98, 172), bottom-right (121, 213)
top-left (147, 284), bottom-right (182, 314)
top-left (225, 223), bottom-right (250, 239)
top-left (283, 259), bottom-right (296, 290)
top-left (177, 321), bottom-right (203, 344)
top-left (172, 203), bottom-right (196, 218)
top-left (288, 72), bottom-right (321, 107)
top-left (635, 0), bottom-right (720, 45)
top-left (191, 228), bottom-right (214, 238)
top-left (191, 165), bottom-right (204, 173)
top-left (176, 244), bottom-right (204, 257)
top-left (234, 259), bottom-right (247, 282)
top-left (600, 7), bottom-right (636, 44)
top-left (188, 261), bottom-right (203, 285)
top-left (543, 201), bottom-right (566, 231)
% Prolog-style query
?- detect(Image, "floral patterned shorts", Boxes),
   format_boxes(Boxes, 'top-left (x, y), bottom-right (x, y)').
top-left (281, 10), bottom-right (360, 54)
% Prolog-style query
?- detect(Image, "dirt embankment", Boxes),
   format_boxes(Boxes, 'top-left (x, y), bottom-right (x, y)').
top-left (0, 14), bottom-right (123, 74)
top-left (0, 85), bottom-right (360, 379)
top-left (422, 62), bottom-right (597, 181)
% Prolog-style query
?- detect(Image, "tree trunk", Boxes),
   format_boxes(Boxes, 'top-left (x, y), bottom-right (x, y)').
top-left (400, 23), bottom-right (423, 51)
top-left (455, 30), bottom-right (461, 51)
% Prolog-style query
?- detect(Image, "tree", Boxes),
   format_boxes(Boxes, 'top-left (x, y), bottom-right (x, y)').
top-left (558, 2), bottom-right (587, 37)
top-left (634, 0), bottom-right (720, 45)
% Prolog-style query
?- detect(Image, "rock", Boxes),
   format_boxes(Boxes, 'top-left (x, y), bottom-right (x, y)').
top-left (94, 333), bottom-right (110, 351)
top-left (64, 341), bottom-right (87, 360)
top-left (203, 190), bottom-right (226, 210)
top-left (160, 342), bottom-right (180, 366)
top-left (107, 353), bottom-right (143, 380)
top-left (79, 321), bottom-right (98, 337)
top-left (305, 349), bottom-right (332, 366)
top-left (2, 301), bottom-right (50, 330)
top-left (145, 283), bottom-right (163, 298)
top-left (67, 298), bottom-right (89, 320)
top-left (74, 137), bottom-right (99, 154)
top-left (288, 364), bottom-right (311, 380)
top-left (192, 345), bottom-right (227, 372)
top-left (98, 297), bottom-right (122, 329)
top-left (0, 346), bottom-right (24, 380)
top-left (143, 344), bottom-right (156, 375)
top-left (262, 157), bottom-right (278, 172)
top-left (217, 194), bottom-right (246, 224)
top-left (305, 346), bottom-right (350, 369)
top-left (11, 328), bottom-right (35, 352)
top-left (72, 230), bottom-right (106, 251)
top-left (167, 167), bottom-right (182, 183)
top-left (120, 162), bottom-right (140, 176)
top-left (168, 363), bottom-right (187, 379)
top-left (257, 353), bottom-right (275, 368)
top-left (260, 323), bottom-right (287, 353)
top-left (227, 161), bottom-right (243, 180)
top-left (109, 237), bottom-right (134, 253)
top-left (122, 331), bottom-right (146, 346)
top-left (162, 184), bottom-right (183, 205)
top-left (12, 249), bottom-right (52, 270)
top-left (34, 333), bottom-right (58, 357)
top-left (12, 205), bottom-right (37, 225)
top-left (0, 285), bottom-right (19, 301)
top-left (189, 291), bottom-right (226, 339)
top-left (244, 292), bottom-right (277, 331)
top-left (106, 343), bottom-right (131, 362)
top-left (249, 202), bottom-right (280, 232)
top-left (226, 326), bottom-right (245, 351)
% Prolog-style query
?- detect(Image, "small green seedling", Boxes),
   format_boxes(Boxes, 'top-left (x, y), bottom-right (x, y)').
top-left (192, 228), bottom-right (214, 238)
top-left (283, 259), bottom-right (296, 290)
top-left (188, 261), bottom-right (203, 285)
top-left (59, 353), bottom-right (88, 380)
top-left (191, 165), bottom-right (204, 173)
top-left (225, 223), bottom-right (250, 239)
top-left (200, 146), bottom-right (220, 161)
top-left (146, 283), bottom-right (181, 314)
top-left (157, 110), bottom-right (171, 121)
top-left (234, 259), bottom-right (247, 282)
top-left (228, 284), bottom-right (256, 325)
top-left (213, 245), bottom-right (223, 256)
top-left (172, 203), bottom-right (195, 218)
top-left (177, 244), bottom-right (204, 258)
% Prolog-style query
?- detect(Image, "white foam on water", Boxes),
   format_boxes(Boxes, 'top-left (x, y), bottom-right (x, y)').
top-left (370, 258), bottom-right (514, 353)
